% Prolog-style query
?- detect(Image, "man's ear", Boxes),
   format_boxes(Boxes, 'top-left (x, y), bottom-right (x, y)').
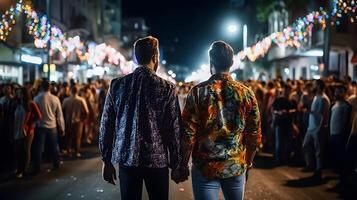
top-left (152, 54), bottom-right (158, 62)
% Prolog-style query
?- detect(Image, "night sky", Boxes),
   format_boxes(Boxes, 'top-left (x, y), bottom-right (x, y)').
top-left (122, 0), bottom-right (247, 77)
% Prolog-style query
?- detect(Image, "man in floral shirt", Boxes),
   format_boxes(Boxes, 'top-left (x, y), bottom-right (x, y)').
top-left (182, 41), bottom-right (262, 200)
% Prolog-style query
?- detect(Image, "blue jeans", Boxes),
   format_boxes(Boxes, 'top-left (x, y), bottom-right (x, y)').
top-left (33, 127), bottom-right (60, 172)
top-left (192, 166), bottom-right (246, 200)
top-left (303, 127), bottom-right (327, 171)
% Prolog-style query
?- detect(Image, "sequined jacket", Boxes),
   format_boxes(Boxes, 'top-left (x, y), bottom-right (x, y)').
top-left (99, 67), bottom-right (183, 169)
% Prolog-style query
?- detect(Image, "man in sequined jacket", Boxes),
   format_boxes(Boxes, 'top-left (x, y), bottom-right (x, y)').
top-left (99, 36), bottom-right (187, 200)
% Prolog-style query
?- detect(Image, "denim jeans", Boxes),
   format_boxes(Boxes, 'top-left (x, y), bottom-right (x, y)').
top-left (303, 127), bottom-right (327, 171)
top-left (33, 127), bottom-right (60, 172)
top-left (191, 166), bottom-right (246, 200)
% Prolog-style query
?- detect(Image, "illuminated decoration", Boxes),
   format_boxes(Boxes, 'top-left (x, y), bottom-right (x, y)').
top-left (0, 0), bottom-right (23, 41)
top-left (2, 1), bottom-right (356, 81)
top-left (186, 1), bottom-right (357, 82)
top-left (43, 63), bottom-right (56, 73)
top-left (20, 54), bottom-right (43, 64)
top-left (230, 0), bottom-right (357, 69)
top-left (87, 43), bottom-right (126, 67)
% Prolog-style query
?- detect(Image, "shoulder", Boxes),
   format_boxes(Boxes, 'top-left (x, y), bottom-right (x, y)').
top-left (108, 75), bottom-right (131, 91)
top-left (29, 101), bottom-right (37, 107)
top-left (189, 80), bottom-right (210, 94)
top-left (50, 94), bottom-right (61, 103)
top-left (150, 74), bottom-right (176, 93)
top-left (348, 95), bottom-right (356, 102)
top-left (33, 94), bottom-right (41, 102)
top-left (63, 96), bottom-right (70, 102)
top-left (232, 81), bottom-right (256, 98)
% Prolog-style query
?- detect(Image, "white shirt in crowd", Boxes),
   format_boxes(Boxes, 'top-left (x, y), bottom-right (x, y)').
top-left (34, 91), bottom-right (65, 132)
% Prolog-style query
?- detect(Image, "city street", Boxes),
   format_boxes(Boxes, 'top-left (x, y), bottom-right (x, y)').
top-left (0, 146), bottom-right (352, 200)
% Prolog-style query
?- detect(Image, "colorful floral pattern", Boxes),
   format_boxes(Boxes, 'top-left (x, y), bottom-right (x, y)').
top-left (182, 74), bottom-right (262, 178)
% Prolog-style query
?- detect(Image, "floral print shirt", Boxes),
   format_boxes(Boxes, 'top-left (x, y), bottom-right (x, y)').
top-left (183, 74), bottom-right (262, 178)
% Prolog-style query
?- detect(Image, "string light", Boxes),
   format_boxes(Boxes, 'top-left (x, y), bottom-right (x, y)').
top-left (2, 0), bottom-right (357, 80)
top-left (0, 0), bottom-right (23, 41)
top-left (233, 0), bottom-right (357, 65)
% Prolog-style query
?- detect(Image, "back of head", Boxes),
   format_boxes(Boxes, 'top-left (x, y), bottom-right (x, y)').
top-left (41, 78), bottom-right (50, 92)
top-left (315, 79), bottom-right (326, 91)
top-left (134, 36), bottom-right (159, 65)
top-left (209, 41), bottom-right (234, 73)
top-left (71, 85), bottom-right (79, 95)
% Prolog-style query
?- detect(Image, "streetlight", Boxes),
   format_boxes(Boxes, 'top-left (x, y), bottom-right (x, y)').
top-left (224, 20), bottom-right (239, 37)
top-left (227, 24), bottom-right (238, 34)
top-left (223, 19), bottom-right (248, 49)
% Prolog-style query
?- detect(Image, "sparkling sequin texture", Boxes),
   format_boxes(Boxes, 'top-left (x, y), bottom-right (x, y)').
top-left (99, 67), bottom-right (183, 169)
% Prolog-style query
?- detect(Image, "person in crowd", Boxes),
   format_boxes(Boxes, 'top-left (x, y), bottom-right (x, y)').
top-left (98, 79), bottom-right (109, 121)
top-left (345, 82), bottom-right (357, 181)
top-left (58, 82), bottom-right (70, 103)
top-left (302, 79), bottom-right (330, 180)
top-left (0, 84), bottom-right (16, 173)
top-left (89, 85), bottom-right (99, 143)
top-left (299, 82), bottom-right (315, 136)
top-left (20, 87), bottom-right (42, 174)
top-left (99, 36), bottom-right (186, 200)
top-left (272, 84), bottom-right (295, 164)
top-left (264, 81), bottom-right (276, 152)
top-left (32, 79), bottom-right (65, 174)
top-left (177, 85), bottom-right (187, 112)
top-left (12, 87), bottom-right (42, 178)
top-left (62, 85), bottom-right (89, 158)
top-left (83, 85), bottom-right (96, 144)
top-left (329, 84), bottom-right (351, 184)
top-left (182, 41), bottom-right (262, 200)
top-left (30, 79), bottom-right (42, 99)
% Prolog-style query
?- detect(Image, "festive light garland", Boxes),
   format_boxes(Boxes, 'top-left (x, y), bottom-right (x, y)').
top-left (1, 0), bottom-right (357, 81)
top-left (186, 0), bottom-right (357, 82)
top-left (0, 0), bottom-right (23, 41)
top-left (234, 0), bottom-right (357, 65)
top-left (0, 0), bottom-right (130, 73)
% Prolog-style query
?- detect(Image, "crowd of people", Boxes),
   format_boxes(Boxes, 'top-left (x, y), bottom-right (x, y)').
top-left (178, 76), bottom-right (357, 186)
top-left (0, 78), bottom-right (109, 178)
top-left (249, 76), bottom-right (356, 186)
top-left (0, 71), bottom-right (356, 189)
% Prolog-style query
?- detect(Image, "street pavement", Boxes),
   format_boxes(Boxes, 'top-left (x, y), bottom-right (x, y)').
top-left (0, 147), bottom-right (355, 200)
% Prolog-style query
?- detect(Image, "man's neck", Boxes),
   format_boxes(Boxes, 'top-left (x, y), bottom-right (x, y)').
top-left (140, 64), bottom-right (155, 72)
top-left (316, 91), bottom-right (323, 96)
top-left (213, 71), bottom-right (230, 76)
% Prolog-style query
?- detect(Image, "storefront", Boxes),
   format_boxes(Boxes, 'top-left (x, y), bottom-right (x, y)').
top-left (0, 43), bottom-right (23, 84)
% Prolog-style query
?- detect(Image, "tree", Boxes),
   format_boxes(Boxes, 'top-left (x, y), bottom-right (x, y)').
top-left (256, 0), bottom-right (309, 23)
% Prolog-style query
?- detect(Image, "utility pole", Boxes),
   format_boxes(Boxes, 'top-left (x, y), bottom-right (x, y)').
top-left (323, 0), bottom-right (332, 77)
top-left (46, 0), bottom-right (51, 80)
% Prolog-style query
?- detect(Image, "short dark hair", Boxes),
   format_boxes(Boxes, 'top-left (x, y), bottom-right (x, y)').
top-left (209, 41), bottom-right (234, 72)
top-left (71, 85), bottom-right (78, 95)
top-left (315, 79), bottom-right (326, 91)
top-left (41, 78), bottom-right (50, 91)
top-left (134, 36), bottom-right (159, 65)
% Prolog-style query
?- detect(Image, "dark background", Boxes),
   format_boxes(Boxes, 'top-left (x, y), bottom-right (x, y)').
top-left (122, 0), bottom-right (260, 77)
